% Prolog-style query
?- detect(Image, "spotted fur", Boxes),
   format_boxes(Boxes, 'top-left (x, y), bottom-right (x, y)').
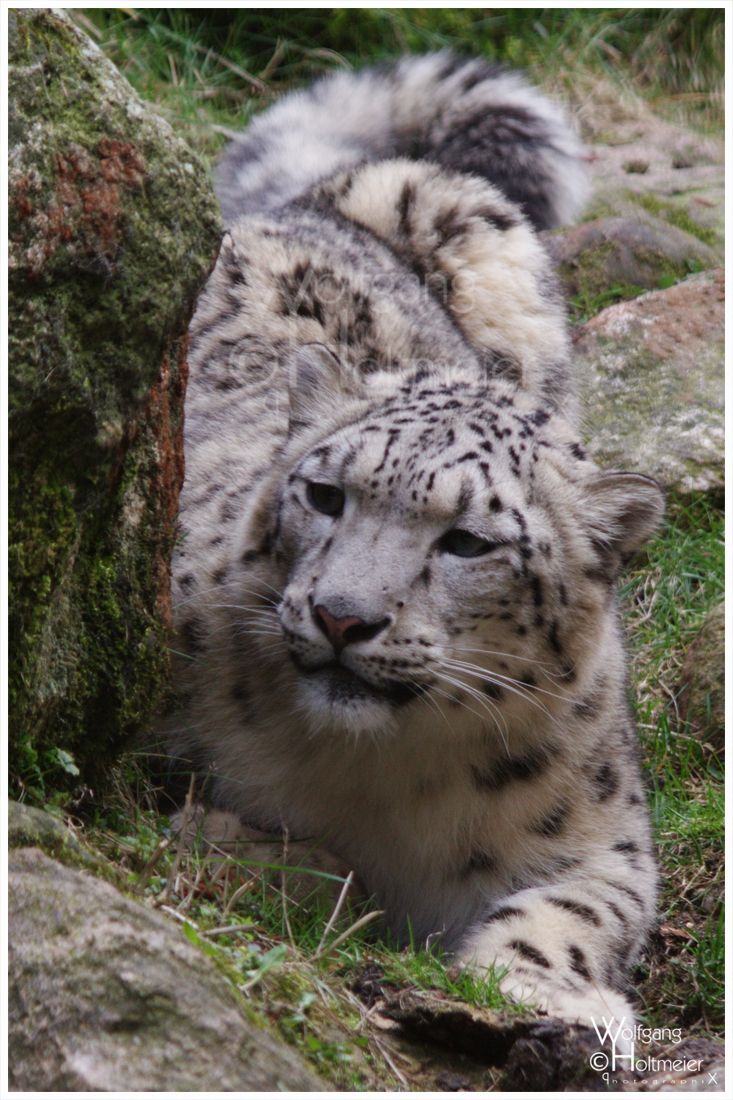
top-left (166, 55), bottom-right (664, 1033)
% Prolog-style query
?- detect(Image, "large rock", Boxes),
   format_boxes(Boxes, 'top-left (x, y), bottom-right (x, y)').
top-left (574, 270), bottom-right (724, 497)
top-left (543, 215), bottom-right (717, 300)
top-left (8, 847), bottom-right (327, 1091)
top-left (8, 9), bottom-right (223, 791)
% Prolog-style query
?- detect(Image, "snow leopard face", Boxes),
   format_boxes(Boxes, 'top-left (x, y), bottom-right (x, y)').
top-left (263, 351), bottom-right (662, 737)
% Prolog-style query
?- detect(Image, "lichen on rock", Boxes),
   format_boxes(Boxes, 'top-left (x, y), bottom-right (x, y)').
top-left (574, 270), bottom-right (724, 498)
top-left (8, 9), bottom-right (223, 792)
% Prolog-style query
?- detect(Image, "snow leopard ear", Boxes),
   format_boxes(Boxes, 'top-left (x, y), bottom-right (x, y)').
top-left (583, 472), bottom-right (665, 561)
top-left (287, 344), bottom-right (353, 433)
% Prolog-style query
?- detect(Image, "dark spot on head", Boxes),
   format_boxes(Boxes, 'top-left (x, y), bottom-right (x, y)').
top-left (482, 681), bottom-right (504, 700)
top-left (457, 482), bottom-right (474, 510)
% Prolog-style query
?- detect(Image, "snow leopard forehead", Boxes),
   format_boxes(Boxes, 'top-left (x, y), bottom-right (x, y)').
top-left (293, 374), bottom-right (588, 521)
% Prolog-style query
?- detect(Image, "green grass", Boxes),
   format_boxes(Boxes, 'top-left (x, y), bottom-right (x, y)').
top-left (74, 7), bottom-right (724, 166)
top-left (620, 500), bottom-right (724, 1033)
top-left (77, 767), bottom-right (518, 1089)
top-left (568, 281), bottom-right (647, 325)
top-left (633, 194), bottom-right (719, 248)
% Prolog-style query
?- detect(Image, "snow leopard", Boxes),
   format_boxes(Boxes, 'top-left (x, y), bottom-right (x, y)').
top-left (166, 53), bottom-right (665, 1032)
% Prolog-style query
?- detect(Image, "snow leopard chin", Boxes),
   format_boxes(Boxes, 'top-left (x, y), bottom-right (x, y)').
top-left (291, 662), bottom-right (419, 739)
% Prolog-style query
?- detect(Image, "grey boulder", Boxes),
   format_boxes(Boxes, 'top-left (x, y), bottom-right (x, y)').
top-left (8, 847), bottom-right (328, 1092)
top-left (574, 269), bottom-right (724, 498)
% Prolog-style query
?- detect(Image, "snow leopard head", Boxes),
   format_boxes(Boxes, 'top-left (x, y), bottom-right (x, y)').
top-left (240, 345), bottom-right (664, 737)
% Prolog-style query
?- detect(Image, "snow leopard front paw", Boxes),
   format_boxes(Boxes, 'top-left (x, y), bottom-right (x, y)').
top-left (497, 968), bottom-right (636, 1055)
top-left (169, 804), bottom-right (356, 906)
top-left (169, 804), bottom-right (257, 849)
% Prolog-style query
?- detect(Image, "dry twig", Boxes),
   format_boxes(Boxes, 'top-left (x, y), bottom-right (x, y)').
top-left (316, 870), bottom-right (354, 954)
top-left (314, 910), bottom-right (383, 959)
top-left (156, 772), bottom-right (195, 905)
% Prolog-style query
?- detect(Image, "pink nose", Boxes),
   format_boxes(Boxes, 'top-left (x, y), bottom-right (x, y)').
top-left (313, 605), bottom-right (367, 650)
top-left (312, 604), bottom-right (390, 652)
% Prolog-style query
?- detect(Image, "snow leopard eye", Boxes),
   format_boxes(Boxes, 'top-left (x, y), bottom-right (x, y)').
top-left (440, 529), bottom-right (498, 558)
top-left (306, 482), bottom-right (345, 516)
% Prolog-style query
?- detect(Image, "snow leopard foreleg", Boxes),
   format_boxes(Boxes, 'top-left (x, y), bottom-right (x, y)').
top-left (456, 869), bottom-right (654, 1043)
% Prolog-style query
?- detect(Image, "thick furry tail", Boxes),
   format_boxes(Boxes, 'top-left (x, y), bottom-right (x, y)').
top-left (215, 52), bottom-right (588, 231)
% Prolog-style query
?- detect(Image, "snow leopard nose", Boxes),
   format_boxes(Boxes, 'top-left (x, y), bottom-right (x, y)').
top-left (313, 604), bottom-right (390, 653)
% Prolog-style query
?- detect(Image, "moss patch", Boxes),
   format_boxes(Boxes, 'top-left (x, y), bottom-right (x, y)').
top-left (632, 193), bottom-right (718, 247)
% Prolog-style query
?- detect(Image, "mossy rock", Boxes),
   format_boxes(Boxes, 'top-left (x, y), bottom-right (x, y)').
top-left (8, 10), bottom-right (223, 794)
top-left (542, 215), bottom-right (717, 300)
top-left (583, 115), bottom-right (724, 260)
top-left (7, 800), bottom-right (121, 882)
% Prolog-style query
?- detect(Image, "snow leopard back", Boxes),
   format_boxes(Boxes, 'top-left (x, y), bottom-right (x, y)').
top-left (215, 52), bottom-right (588, 231)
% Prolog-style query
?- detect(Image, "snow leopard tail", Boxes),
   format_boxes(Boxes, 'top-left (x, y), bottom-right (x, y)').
top-left (215, 52), bottom-right (588, 232)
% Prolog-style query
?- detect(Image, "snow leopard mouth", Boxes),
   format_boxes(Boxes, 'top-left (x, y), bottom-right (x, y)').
top-left (291, 656), bottom-right (424, 708)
